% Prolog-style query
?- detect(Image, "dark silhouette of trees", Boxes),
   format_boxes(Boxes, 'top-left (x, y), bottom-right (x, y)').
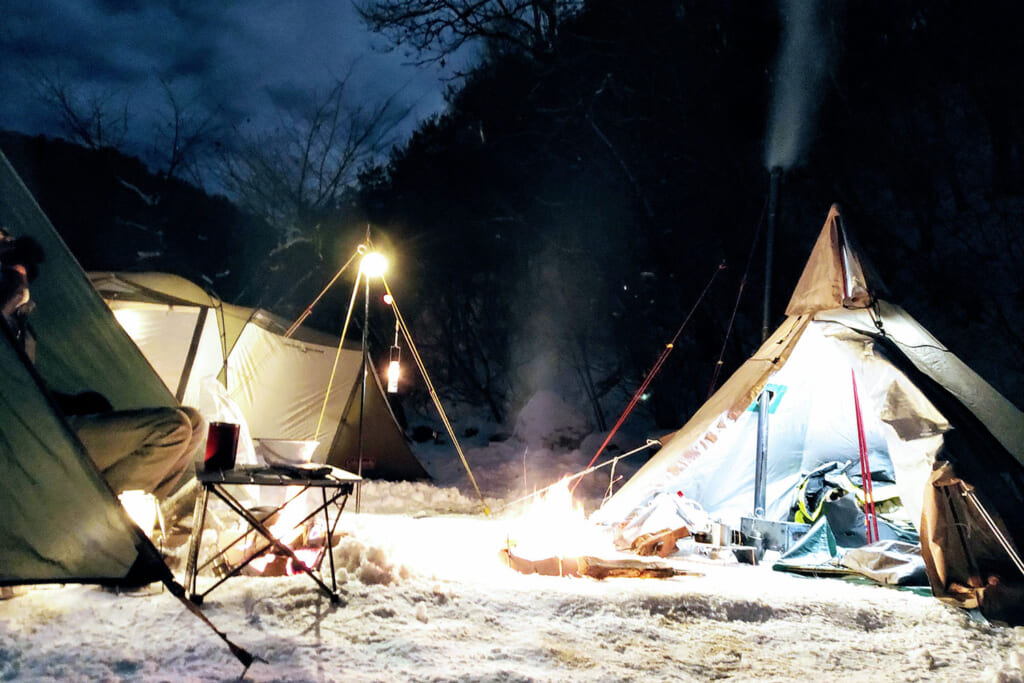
top-left (357, 0), bottom-right (1024, 423)
top-left (150, 78), bottom-right (220, 186)
top-left (0, 131), bottom-right (276, 303)
top-left (355, 0), bottom-right (580, 64)
top-left (214, 73), bottom-right (413, 313)
top-left (34, 71), bottom-right (131, 152)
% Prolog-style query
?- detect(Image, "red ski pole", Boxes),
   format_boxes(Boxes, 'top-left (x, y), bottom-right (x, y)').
top-left (851, 369), bottom-right (879, 543)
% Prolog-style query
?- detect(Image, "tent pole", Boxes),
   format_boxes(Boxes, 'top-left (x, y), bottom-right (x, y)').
top-left (284, 247), bottom-right (362, 338)
top-left (380, 276), bottom-right (491, 515)
top-left (961, 484), bottom-right (1024, 578)
top-left (357, 268), bottom-right (370, 512)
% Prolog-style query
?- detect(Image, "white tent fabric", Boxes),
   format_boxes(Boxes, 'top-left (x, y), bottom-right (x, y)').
top-left (108, 301), bottom-right (224, 407)
top-left (225, 318), bottom-right (357, 450)
top-left (594, 311), bottom-right (935, 528)
top-left (90, 272), bottom-right (428, 481)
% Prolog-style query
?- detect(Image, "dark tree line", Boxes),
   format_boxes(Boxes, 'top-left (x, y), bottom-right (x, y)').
top-left (356, 0), bottom-right (1024, 425)
top-left (4, 0), bottom-right (1023, 432)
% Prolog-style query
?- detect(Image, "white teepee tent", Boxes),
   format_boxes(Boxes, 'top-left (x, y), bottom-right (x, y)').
top-left (595, 205), bottom-right (1024, 623)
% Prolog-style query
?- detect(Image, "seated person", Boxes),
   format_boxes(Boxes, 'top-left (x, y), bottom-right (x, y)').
top-left (0, 230), bottom-right (205, 501)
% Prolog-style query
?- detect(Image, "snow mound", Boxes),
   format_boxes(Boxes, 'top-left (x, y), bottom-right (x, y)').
top-left (332, 536), bottom-right (410, 586)
top-left (357, 480), bottom-right (480, 515)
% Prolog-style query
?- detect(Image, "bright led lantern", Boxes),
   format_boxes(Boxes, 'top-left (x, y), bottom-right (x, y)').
top-left (360, 252), bottom-right (388, 278)
top-left (387, 360), bottom-right (400, 393)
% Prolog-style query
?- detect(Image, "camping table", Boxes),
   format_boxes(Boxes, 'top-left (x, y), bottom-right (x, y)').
top-left (183, 464), bottom-right (361, 605)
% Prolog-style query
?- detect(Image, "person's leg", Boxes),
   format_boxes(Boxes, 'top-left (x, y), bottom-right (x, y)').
top-left (179, 406), bottom-right (206, 465)
top-left (69, 407), bottom-right (205, 499)
top-left (152, 406), bottom-right (207, 499)
top-left (159, 408), bottom-right (211, 525)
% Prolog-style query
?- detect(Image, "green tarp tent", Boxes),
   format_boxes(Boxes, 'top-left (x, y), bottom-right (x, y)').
top-left (0, 149), bottom-right (252, 666)
top-left (0, 150), bottom-right (175, 586)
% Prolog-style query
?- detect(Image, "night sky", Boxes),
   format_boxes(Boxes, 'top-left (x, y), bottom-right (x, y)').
top-left (0, 0), bottom-right (465, 170)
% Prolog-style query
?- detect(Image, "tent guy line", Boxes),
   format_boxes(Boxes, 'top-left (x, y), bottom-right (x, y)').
top-left (573, 260), bottom-right (725, 493)
top-left (496, 439), bottom-right (662, 514)
top-left (381, 273), bottom-right (491, 515)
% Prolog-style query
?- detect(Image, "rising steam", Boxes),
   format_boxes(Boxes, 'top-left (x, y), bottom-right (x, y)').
top-left (765, 0), bottom-right (832, 170)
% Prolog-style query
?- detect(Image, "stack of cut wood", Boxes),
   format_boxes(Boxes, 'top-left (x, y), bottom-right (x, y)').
top-left (625, 526), bottom-right (691, 558)
top-left (499, 548), bottom-right (702, 579)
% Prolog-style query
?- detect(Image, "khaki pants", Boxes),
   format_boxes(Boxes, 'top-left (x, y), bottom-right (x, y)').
top-left (68, 407), bottom-right (206, 499)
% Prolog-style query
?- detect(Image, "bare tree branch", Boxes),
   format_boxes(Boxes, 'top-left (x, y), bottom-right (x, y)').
top-left (151, 78), bottom-right (220, 184)
top-left (34, 69), bottom-right (130, 150)
top-left (355, 0), bottom-right (581, 64)
top-left (217, 72), bottom-right (413, 239)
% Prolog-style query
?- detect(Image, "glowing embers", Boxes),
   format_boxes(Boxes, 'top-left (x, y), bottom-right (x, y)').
top-left (119, 490), bottom-right (160, 538)
top-left (214, 498), bottom-right (341, 578)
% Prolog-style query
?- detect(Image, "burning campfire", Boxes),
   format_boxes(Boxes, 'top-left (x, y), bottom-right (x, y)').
top-left (501, 478), bottom-right (699, 579)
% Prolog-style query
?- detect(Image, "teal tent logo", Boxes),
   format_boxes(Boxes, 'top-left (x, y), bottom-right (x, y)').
top-left (746, 384), bottom-right (787, 413)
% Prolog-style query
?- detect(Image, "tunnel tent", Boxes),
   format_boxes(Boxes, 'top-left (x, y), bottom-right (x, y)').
top-left (594, 205), bottom-right (1024, 624)
top-left (88, 271), bottom-right (430, 481)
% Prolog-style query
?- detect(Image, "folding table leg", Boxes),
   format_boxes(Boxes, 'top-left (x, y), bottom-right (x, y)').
top-left (322, 488), bottom-right (337, 592)
top-left (211, 486), bottom-right (344, 604)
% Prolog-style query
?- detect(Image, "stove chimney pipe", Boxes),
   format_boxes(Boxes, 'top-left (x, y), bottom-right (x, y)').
top-left (761, 167), bottom-right (782, 342)
top-left (754, 166), bottom-right (782, 519)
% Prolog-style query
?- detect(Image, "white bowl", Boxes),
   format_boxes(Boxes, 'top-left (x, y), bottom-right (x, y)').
top-left (254, 439), bottom-right (319, 466)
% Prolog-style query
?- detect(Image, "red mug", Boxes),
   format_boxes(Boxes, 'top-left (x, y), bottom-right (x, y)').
top-left (204, 422), bottom-right (240, 471)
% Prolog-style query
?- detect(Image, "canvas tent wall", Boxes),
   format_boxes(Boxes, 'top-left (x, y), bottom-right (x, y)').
top-left (594, 205), bottom-right (1024, 622)
top-left (88, 271), bottom-right (429, 481)
top-left (0, 150), bottom-right (174, 587)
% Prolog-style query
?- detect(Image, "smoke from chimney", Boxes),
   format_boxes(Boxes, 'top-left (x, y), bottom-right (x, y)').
top-left (764, 0), bottom-right (832, 171)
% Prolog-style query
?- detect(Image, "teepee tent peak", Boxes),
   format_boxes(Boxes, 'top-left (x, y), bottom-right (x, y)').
top-left (786, 204), bottom-right (877, 316)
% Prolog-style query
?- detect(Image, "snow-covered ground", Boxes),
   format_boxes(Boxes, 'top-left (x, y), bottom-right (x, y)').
top-left (1, 392), bottom-right (1022, 682)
